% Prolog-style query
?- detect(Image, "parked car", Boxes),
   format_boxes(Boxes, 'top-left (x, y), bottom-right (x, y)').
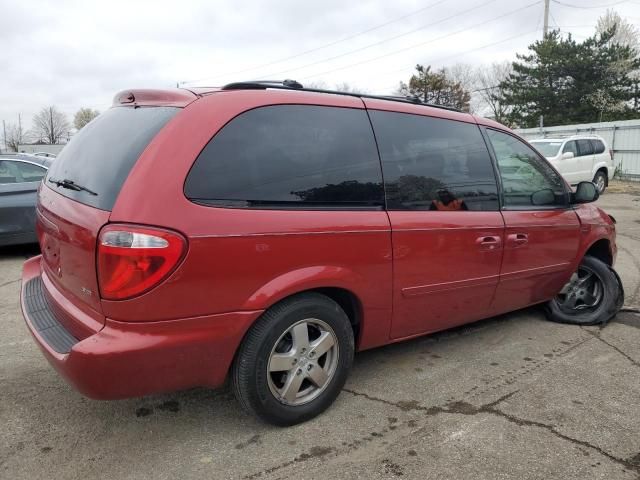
top-left (21, 81), bottom-right (622, 426)
top-left (529, 135), bottom-right (614, 194)
top-left (0, 155), bottom-right (48, 246)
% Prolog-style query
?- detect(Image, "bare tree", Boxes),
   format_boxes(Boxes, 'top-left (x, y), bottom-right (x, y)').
top-left (445, 63), bottom-right (480, 113)
top-left (32, 106), bottom-right (70, 144)
top-left (333, 82), bottom-right (368, 94)
top-left (475, 61), bottom-right (513, 123)
top-left (4, 122), bottom-right (25, 152)
top-left (74, 108), bottom-right (100, 130)
top-left (596, 9), bottom-right (639, 51)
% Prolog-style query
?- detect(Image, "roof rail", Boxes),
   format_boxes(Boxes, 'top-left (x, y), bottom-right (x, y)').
top-left (220, 80), bottom-right (462, 112)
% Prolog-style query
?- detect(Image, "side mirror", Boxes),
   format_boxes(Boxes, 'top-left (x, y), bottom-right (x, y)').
top-left (572, 181), bottom-right (599, 204)
top-left (561, 151), bottom-right (574, 159)
top-left (531, 188), bottom-right (556, 206)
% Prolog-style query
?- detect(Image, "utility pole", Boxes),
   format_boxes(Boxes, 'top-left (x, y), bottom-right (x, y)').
top-left (543, 0), bottom-right (550, 37)
top-left (2, 120), bottom-right (6, 154)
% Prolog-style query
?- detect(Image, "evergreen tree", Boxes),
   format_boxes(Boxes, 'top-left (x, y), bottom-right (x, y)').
top-left (501, 30), bottom-right (640, 127)
top-left (398, 65), bottom-right (471, 111)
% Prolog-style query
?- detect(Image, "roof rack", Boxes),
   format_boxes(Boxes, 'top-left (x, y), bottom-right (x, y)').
top-left (220, 80), bottom-right (462, 112)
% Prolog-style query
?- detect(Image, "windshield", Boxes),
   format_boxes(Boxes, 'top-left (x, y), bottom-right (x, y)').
top-left (530, 141), bottom-right (563, 157)
top-left (46, 106), bottom-right (178, 211)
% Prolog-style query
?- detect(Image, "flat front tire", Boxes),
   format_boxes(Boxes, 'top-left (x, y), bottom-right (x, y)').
top-left (232, 293), bottom-right (354, 426)
top-left (545, 255), bottom-right (622, 325)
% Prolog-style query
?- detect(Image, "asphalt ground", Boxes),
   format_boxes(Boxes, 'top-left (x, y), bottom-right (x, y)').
top-left (0, 189), bottom-right (639, 479)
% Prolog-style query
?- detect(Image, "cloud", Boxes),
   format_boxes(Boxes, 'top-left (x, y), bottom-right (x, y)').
top-left (0, 0), bottom-right (631, 131)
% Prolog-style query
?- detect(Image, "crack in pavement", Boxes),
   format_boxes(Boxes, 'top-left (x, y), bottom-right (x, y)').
top-left (341, 389), bottom-right (639, 475)
top-left (581, 327), bottom-right (640, 368)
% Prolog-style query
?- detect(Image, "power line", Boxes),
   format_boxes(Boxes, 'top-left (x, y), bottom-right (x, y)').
top-left (551, 0), bottom-right (629, 9)
top-left (180, 0), bottom-right (449, 85)
top-left (260, 0), bottom-right (498, 80)
top-left (298, 1), bottom-right (542, 81)
top-left (380, 28), bottom-right (540, 91)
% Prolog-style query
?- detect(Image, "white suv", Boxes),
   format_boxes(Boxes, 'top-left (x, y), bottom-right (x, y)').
top-left (529, 135), bottom-right (614, 193)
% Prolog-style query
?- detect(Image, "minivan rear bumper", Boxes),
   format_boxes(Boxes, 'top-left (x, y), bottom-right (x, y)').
top-left (21, 255), bottom-right (261, 399)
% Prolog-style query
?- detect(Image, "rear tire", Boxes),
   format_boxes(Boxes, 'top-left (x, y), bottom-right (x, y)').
top-left (232, 293), bottom-right (354, 426)
top-left (593, 170), bottom-right (607, 194)
top-left (545, 255), bottom-right (622, 325)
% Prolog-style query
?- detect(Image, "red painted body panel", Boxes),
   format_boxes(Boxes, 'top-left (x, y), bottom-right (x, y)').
top-left (491, 209), bottom-right (581, 314)
top-left (36, 185), bottom-right (109, 328)
top-left (572, 204), bottom-right (617, 267)
top-left (20, 87), bottom-right (618, 401)
top-left (388, 211), bottom-right (504, 338)
top-left (22, 256), bottom-right (261, 399)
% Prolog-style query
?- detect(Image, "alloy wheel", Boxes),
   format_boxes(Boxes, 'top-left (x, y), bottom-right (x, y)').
top-left (555, 266), bottom-right (604, 313)
top-left (267, 319), bottom-right (339, 406)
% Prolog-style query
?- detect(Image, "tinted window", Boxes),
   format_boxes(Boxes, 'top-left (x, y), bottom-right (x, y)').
top-left (592, 140), bottom-right (605, 154)
top-left (184, 105), bottom-right (384, 208)
top-left (486, 129), bottom-right (567, 208)
top-left (46, 106), bottom-right (178, 210)
top-left (368, 110), bottom-right (498, 211)
top-left (563, 140), bottom-right (578, 156)
top-left (577, 139), bottom-right (594, 156)
top-left (0, 160), bottom-right (46, 184)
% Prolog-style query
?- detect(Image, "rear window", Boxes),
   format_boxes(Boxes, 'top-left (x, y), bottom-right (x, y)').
top-left (184, 105), bottom-right (384, 209)
top-left (592, 139), bottom-right (606, 154)
top-left (46, 106), bottom-right (178, 210)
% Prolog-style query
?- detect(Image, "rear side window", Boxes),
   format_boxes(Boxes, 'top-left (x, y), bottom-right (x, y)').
top-left (184, 105), bottom-right (384, 209)
top-left (46, 106), bottom-right (178, 211)
top-left (592, 140), bottom-right (605, 154)
top-left (577, 139), bottom-right (594, 156)
top-left (368, 110), bottom-right (499, 211)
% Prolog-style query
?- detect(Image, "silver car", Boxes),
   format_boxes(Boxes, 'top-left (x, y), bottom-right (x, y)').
top-left (0, 155), bottom-right (49, 246)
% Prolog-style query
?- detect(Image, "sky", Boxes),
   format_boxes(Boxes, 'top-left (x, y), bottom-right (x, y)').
top-left (1, 0), bottom-right (639, 136)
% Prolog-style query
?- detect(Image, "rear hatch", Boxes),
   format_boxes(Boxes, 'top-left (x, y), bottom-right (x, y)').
top-left (38, 105), bottom-right (180, 329)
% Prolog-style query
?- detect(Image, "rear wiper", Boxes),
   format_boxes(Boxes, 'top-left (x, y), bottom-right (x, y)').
top-left (48, 177), bottom-right (98, 196)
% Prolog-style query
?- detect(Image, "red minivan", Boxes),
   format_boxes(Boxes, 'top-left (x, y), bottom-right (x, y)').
top-left (21, 81), bottom-right (622, 425)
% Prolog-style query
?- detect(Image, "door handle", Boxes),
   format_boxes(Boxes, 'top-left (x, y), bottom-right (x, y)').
top-left (476, 235), bottom-right (502, 250)
top-left (507, 233), bottom-right (529, 247)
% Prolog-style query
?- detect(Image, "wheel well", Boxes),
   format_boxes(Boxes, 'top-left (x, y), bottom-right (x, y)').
top-left (313, 287), bottom-right (362, 345)
top-left (585, 239), bottom-right (612, 266)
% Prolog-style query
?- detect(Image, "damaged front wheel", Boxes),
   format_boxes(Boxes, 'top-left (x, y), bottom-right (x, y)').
top-left (545, 255), bottom-right (623, 325)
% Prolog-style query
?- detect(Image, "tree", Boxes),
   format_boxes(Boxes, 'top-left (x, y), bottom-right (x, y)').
top-left (333, 82), bottom-right (367, 94)
top-left (32, 106), bottom-right (70, 144)
top-left (500, 30), bottom-right (640, 127)
top-left (397, 65), bottom-right (471, 111)
top-left (475, 61), bottom-right (513, 124)
top-left (4, 122), bottom-right (25, 152)
top-left (596, 10), bottom-right (639, 51)
top-left (445, 63), bottom-right (481, 114)
top-left (74, 108), bottom-right (100, 130)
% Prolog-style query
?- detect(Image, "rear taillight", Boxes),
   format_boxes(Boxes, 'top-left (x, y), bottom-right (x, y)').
top-left (97, 224), bottom-right (186, 300)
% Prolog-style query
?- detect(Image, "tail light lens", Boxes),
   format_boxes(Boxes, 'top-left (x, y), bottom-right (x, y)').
top-left (97, 224), bottom-right (186, 300)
